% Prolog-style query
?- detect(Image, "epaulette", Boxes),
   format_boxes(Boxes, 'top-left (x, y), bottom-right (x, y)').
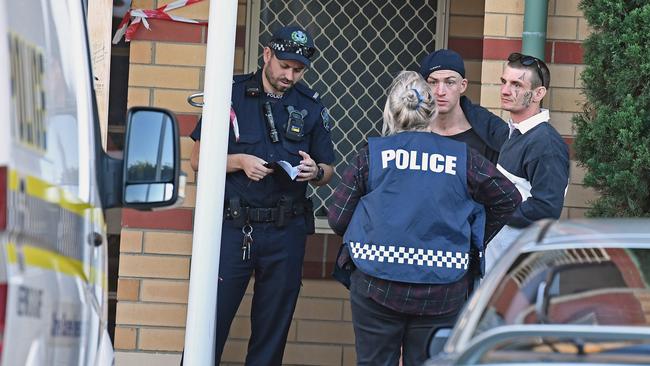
top-left (233, 73), bottom-right (255, 84)
top-left (293, 82), bottom-right (321, 103)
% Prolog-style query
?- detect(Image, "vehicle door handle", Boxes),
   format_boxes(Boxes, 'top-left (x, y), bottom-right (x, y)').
top-left (87, 232), bottom-right (103, 247)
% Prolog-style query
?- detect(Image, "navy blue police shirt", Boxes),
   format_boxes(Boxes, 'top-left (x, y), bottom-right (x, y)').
top-left (190, 71), bottom-right (335, 208)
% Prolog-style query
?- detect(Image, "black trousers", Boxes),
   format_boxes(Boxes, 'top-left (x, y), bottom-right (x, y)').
top-left (182, 217), bottom-right (306, 365)
top-left (349, 284), bottom-right (460, 366)
top-left (216, 218), bottom-right (306, 365)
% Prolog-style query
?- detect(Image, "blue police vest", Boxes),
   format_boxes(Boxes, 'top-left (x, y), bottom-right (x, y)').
top-left (343, 132), bottom-right (485, 284)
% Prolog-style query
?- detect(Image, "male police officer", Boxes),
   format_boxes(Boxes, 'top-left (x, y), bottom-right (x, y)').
top-left (190, 26), bottom-right (335, 365)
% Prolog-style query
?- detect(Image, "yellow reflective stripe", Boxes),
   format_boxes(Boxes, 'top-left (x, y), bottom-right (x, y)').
top-left (24, 175), bottom-right (91, 216)
top-left (6, 243), bottom-right (107, 289)
top-left (7, 169), bottom-right (104, 226)
top-left (8, 169), bottom-right (18, 191)
top-left (24, 245), bottom-right (86, 281)
top-left (5, 169), bottom-right (108, 289)
top-left (6, 243), bottom-right (17, 263)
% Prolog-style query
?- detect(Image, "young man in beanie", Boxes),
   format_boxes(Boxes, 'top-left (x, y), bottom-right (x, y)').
top-left (419, 49), bottom-right (499, 165)
top-left (465, 53), bottom-right (570, 272)
top-left (189, 25), bottom-right (335, 365)
top-left (418, 49), bottom-right (501, 288)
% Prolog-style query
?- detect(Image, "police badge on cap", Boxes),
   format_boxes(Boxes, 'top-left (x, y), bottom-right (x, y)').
top-left (291, 30), bottom-right (308, 44)
top-left (268, 26), bottom-right (316, 66)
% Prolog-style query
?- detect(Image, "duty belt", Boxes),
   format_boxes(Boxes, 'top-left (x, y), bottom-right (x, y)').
top-left (224, 204), bottom-right (306, 223)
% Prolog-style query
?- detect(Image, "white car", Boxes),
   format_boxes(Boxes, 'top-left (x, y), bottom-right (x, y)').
top-left (426, 219), bottom-right (650, 365)
top-left (0, 1), bottom-right (183, 365)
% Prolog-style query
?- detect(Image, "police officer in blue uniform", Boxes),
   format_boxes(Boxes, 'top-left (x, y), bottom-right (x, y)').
top-left (189, 26), bottom-right (335, 365)
top-left (328, 71), bottom-right (521, 365)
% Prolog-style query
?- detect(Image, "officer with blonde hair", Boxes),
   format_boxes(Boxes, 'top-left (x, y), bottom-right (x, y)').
top-left (328, 71), bottom-right (521, 365)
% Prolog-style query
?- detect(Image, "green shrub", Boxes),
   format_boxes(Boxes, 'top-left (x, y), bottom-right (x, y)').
top-left (573, 0), bottom-right (650, 216)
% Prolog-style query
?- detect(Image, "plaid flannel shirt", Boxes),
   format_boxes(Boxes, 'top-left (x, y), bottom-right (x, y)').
top-left (328, 143), bottom-right (521, 315)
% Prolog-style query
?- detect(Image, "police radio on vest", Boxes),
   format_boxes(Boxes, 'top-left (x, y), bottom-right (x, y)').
top-left (381, 149), bottom-right (457, 175)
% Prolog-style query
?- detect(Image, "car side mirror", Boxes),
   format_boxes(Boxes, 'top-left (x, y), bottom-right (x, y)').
top-left (122, 107), bottom-right (183, 208)
top-left (427, 326), bottom-right (452, 358)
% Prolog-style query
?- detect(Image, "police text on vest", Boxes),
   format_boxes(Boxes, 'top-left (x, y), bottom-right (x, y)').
top-left (381, 149), bottom-right (457, 175)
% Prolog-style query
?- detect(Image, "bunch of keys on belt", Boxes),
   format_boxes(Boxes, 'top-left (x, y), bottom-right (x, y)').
top-left (241, 224), bottom-right (253, 260)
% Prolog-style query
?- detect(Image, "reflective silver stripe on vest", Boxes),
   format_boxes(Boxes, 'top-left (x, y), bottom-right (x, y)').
top-left (349, 242), bottom-right (469, 270)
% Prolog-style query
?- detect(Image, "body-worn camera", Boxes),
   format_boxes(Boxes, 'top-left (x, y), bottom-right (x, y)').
top-left (285, 106), bottom-right (307, 141)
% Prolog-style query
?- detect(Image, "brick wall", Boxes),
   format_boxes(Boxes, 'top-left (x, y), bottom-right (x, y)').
top-left (115, 1), bottom-right (596, 365)
top-left (447, 0), bottom-right (487, 101)
top-left (221, 280), bottom-right (354, 366)
top-left (114, 0), bottom-right (243, 364)
top-left (114, 1), bottom-right (352, 365)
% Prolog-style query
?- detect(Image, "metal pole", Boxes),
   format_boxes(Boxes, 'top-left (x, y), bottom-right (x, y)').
top-left (522, 0), bottom-right (549, 60)
top-left (183, 0), bottom-right (238, 363)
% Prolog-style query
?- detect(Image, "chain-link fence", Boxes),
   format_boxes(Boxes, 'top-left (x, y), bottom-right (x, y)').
top-left (256, 0), bottom-right (440, 217)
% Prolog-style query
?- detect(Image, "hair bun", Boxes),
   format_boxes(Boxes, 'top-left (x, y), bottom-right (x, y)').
top-left (403, 88), bottom-right (423, 110)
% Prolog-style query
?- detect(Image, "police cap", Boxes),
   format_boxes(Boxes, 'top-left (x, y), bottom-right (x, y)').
top-left (268, 26), bottom-right (316, 67)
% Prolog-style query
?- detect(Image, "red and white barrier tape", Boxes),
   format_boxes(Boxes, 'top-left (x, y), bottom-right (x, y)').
top-left (230, 106), bottom-right (240, 142)
top-left (112, 0), bottom-right (207, 44)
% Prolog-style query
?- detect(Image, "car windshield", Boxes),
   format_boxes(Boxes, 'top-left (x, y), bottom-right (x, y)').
top-left (474, 248), bottom-right (650, 336)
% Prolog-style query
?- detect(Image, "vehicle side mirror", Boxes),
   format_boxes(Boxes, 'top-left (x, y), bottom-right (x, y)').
top-left (122, 107), bottom-right (183, 208)
top-left (427, 326), bottom-right (452, 358)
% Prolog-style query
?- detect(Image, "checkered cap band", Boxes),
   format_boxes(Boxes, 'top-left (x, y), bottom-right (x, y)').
top-left (269, 39), bottom-right (315, 58)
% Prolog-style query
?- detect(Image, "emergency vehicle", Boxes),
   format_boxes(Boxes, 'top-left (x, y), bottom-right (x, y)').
top-left (0, 1), bottom-right (183, 365)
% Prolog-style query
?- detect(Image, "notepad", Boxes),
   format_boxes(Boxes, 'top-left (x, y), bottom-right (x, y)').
top-left (264, 160), bottom-right (300, 181)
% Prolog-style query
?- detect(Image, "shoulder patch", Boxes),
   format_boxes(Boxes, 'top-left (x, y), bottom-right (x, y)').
top-left (233, 72), bottom-right (255, 84)
top-left (294, 82), bottom-right (320, 102)
top-left (321, 107), bottom-right (332, 132)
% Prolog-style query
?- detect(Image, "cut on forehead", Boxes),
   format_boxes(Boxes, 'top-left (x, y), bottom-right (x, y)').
top-left (502, 65), bottom-right (534, 83)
